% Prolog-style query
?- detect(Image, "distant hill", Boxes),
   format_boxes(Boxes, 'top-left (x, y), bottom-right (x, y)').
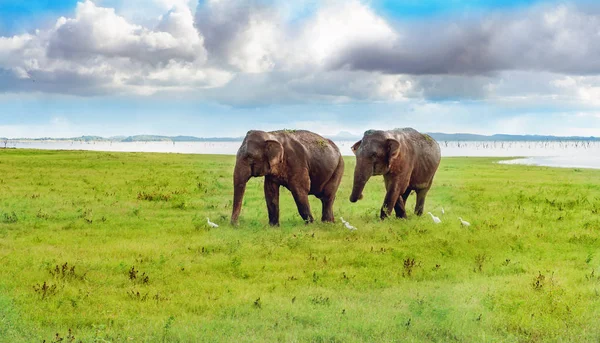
top-left (326, 132), bottom-right (600, 142)
top-left (427, 133), bottom-right (600, 142)
top-left (6, 135), bottom-right (244, 142)
top-left (120, 135), bottom-right (244, 142)
top-left (4, 133), bottom-right (599, 142)
top-left (121, 135), bottom-right (173, 142)
top-left (74, 136), bottom-right (108, 142)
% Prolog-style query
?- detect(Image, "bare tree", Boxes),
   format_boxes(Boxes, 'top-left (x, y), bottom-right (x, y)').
top-left (2, 139), bottom-right (7, 149)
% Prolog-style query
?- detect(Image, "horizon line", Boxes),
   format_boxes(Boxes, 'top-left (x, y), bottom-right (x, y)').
top-left (2, 132), bottom-right (600, 141)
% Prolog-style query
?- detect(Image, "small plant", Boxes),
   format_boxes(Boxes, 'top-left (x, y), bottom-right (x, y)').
top-left (173, 200), bottom-right (187, 209)
top-left (162, 316), bottom-right (175, 343)
top-left (127, 289), bottom-right (171, 304)
top-left (50, 262), bottom-right (85, 281)
top-left (81, 209), bottom-right (93, 224)
top-left (230, 256), bottom-right (241, 270)
top-left (128, 266), bottom-right (149, 284)
top-left (33, 281), bottom-right (58, 299)
top-left (403, 258), bottom-right (417, 277)
top-left (46, 329), bottom-right (78, 343)
top-left (153, 292), bottom-right (170, 303)
top-left (2, 211), bottom-right (18, 223)
top-left (341, 272), bottom-right (355, 281)
top-left (37, 209), bottom-right (50, 220)
top-left (310, 295), bottom-right (330, 306)
top-left (474, 254), bottom-right (487, 273)
top-left (586, 270), bottom-right (598, 282)
top-left (253, 297), bottom-right (262, 309)
top-left (312, 271), bottom-right (320, 283)
top-left (137, 191), bottom-right (171, 202)
top-left (128, 290), bottom-right (149, 301)
top-left (533, 271), bottom-right (546, 290)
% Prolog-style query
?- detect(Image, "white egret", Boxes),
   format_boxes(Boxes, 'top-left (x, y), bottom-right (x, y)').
top-left (427, 212), bottom-right (442, 224)
top-left (459, 217), bottom-right (471, 227)
top-left (441, 207), bottom-right (445, 215)
top-left (207, 217), bottom-right (219, 228)
top-left (340, 217), bottom-right (357, 231)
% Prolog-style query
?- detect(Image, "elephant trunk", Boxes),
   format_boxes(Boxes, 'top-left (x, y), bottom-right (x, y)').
top-left (349, 159), bottom-right (372, 203)
top-left (231, 162), bottom-right (251, 225)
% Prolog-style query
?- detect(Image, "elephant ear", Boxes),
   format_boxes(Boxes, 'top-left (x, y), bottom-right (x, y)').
top-left (351, 140), bottom-right (362, 155)
top-left (386, 139), bottom-right (401, 167)
top-left (265, 140), bottom-right (284, 170)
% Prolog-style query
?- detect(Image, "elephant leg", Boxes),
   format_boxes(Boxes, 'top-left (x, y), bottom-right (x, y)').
top-left (381, 178), bottom-right (403, 220)
top-left (320, 197), bottom-right (335, 223)
top-left (320, 158), bottom-right (344, 223)
top-left (395, 189), bottom-right (412, 218)
top-left (264, 177), bottom-right (280, 226)
top-left (292, 189), bottom-right (314, 224)
top-left (402, 188), bottom-right (411, 204)
top-left (415, 188), bottom-right (430, 216)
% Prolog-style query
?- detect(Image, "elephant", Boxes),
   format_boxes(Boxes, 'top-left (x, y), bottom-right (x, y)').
top-left (231, 130), bottom-right (345, 226)
top-left (349, 128), bottom-right (441, 220)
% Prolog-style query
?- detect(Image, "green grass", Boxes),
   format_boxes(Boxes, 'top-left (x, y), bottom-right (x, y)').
top-left (1, 149), bottom-right (600, 342)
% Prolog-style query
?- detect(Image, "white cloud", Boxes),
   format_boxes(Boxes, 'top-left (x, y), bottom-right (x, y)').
top-left (48, 1), bottom-right (206, 64)
top-left (1, 0), bottom-right (600, 114)
top-left (0, 0), bottom-right (223, 95)
top-left (292, 0), bottom-right (397, 67)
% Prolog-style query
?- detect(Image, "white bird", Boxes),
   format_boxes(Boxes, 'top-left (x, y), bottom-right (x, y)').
top-left (207, 217), bottom-right (219, 228)
top-left (344, 222), bottom-right (357, 231)
top-left (459, 217), bottom-right (471, 227)
top-left (441, 207), bottom-right (445, 215)
top-left (427, 212), bottom-right (442, 224)
top-left (340, 217), bottom-right (357, 231)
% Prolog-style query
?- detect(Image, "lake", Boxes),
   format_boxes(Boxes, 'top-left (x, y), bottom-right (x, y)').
top-left (6, 140), bottom-right (600, 169)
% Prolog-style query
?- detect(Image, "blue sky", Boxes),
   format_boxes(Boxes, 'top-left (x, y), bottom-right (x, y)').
top-left (1, 0), bottom-right (600, 138)
top-left (376, 0), bottom-right (544, 18)
top-left (0, 0), bottom-right (78, 34)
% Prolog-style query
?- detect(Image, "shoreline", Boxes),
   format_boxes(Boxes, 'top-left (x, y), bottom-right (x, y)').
top-left (3, 143), bottom-right (599, 169)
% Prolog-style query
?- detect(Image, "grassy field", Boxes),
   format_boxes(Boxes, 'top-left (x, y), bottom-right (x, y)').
top-left (1, 149), bottom-right (600, 342)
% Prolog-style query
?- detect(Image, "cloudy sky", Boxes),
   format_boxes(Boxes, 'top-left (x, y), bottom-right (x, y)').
top-left (1, 0), bottom-right (600, 138)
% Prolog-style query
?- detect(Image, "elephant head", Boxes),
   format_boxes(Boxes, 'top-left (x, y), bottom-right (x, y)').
top-left (231, 131), bottom-right (284, 225)
top-left (349, 131), bottom-right (400, 203)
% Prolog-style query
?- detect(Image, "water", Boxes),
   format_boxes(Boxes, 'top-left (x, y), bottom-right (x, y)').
top-left (5, 140), bottom-right (600, 169)
top-left (498, 156), bottom-right (600, 169)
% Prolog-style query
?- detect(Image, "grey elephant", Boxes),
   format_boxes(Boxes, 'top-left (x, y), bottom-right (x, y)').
top-left (349, 128), bottom-right (441, 219)
top-left (231, 130), bottom-right (344, 226)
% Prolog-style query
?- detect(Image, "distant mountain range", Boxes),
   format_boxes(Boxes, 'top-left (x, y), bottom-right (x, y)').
top-left (425, 133), bottom-right (600, 142)
top-left (2, 132), bottom-right (599, 142)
